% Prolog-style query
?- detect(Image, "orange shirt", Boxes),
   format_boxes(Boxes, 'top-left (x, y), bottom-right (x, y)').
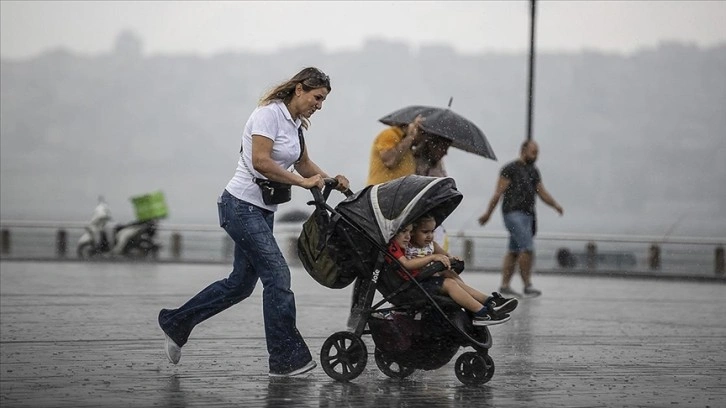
top-left (367, 127), bottom-right (416, 185)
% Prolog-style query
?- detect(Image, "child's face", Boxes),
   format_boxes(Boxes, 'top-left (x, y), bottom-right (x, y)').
top-left (394, 225), bottom-right (412, 247)
top-left (411, 218), bottom-right (436, 247)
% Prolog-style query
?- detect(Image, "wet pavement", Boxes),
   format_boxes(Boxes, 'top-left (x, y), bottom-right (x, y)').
top-left (1, 260), bottom-right (725, 407)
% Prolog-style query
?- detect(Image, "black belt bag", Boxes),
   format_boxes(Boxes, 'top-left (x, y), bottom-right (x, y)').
top-left (255, 178), bottom-right (292, 205)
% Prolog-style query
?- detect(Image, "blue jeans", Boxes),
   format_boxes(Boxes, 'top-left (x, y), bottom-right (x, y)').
top-left (159, 190), bottom-right (312, 373)
top-left (503, 211), bottom-right (535, 253)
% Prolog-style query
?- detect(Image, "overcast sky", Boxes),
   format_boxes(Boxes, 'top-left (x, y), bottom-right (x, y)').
top-left (2, 1), bottom-right (725, 59)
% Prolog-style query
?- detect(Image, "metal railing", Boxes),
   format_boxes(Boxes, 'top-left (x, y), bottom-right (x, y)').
top-left (448, 230), bottom-right (724, 278)
top-left (1, 220), bottom-right (724, 279)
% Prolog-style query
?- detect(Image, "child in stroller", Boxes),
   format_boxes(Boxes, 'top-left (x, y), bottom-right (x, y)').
top-left (300, 175), bottom-right (516, 385)
top-left (388, 216), bottom-right (517, 326)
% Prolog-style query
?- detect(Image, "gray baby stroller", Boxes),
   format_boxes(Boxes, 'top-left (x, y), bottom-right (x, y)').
top-left (298, 175), bottom-right (495, 385)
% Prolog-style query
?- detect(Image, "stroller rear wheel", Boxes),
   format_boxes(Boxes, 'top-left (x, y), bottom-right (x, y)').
top-left (374, 348), bottom-right (416, 379)
top-left (320, 331), bottom-right (368, 382)
top-left (455, 351), bottom-right (495, 385)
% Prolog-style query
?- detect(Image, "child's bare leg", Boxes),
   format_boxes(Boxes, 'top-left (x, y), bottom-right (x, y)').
top-left (442, 272), bottom-right (490, 304)
top-left (440, 278), bottom-right (483, 313)
top-left (456, 280), bottom-right (489, 304)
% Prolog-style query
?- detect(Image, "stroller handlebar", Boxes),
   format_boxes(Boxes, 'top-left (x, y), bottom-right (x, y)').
top-left (310, 178), bottom-right (353, 205)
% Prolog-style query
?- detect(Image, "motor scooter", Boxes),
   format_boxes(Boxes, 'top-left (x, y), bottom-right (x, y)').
top-left (77, 198), bottom-right (160, 259)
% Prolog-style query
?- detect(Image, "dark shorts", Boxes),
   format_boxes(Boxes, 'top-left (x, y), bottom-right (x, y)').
top-left (415, 259), bottom-right (464, 296)
top-left (391, 260), bottom-right (464, 305)
top-left (392, 274), bottom-right (445, 305)
top-left (419, 275), bottom-right (446, 296)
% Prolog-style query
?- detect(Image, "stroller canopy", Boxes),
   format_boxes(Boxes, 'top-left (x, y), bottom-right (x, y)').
top-left (336, 175), bottom-right (463, 245)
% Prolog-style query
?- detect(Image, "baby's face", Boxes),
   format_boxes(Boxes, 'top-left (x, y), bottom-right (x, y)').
top-left (411, 219), bottom-right (436, 247)
top-left (394, 225), bottom-right (412, 246)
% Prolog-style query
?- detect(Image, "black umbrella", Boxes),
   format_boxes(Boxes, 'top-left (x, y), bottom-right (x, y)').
top-left (379, 104), bottom-right (497, 160)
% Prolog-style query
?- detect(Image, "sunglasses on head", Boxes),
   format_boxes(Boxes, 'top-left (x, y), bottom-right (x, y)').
top-left (304, 68), bottom-right (330, 87)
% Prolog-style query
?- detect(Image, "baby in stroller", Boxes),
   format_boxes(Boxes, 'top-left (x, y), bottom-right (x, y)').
top-left (388, 214), bottom-right (517, 326)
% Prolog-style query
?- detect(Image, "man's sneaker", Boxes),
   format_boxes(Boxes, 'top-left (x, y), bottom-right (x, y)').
top-left (269, 360), bottom-right (317, 377)
top-left (472, 312), bottom-right (511, 326)
top-left (163, 333), bottom-right (182, 365)
top-left (499, 286), bottom-right (523, 299)
top-left (489, 292), bottom-right (518, 314)
top-left (523, 285), bottom-right (542, 297)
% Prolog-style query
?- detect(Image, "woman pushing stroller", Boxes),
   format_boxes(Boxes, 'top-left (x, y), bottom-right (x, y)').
top-left (388, 213), bottom-right (518, 326)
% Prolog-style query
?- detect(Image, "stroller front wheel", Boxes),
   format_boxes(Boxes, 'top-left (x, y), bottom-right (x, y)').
top-left (455, 351), bottom-right (495, 385)
top-left (320, 331), bottom-right (368, 382)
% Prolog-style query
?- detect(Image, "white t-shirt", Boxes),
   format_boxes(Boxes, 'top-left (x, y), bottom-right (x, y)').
top-left (405, 242), bottom-right (435, 259)
top-left (225, 101), bottom-right (303, 212)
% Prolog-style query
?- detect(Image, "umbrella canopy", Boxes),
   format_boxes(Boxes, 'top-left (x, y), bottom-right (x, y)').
top-left (379, 105), bottom-right (497, 160)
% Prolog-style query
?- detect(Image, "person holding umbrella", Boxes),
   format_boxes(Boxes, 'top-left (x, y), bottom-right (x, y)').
top-left (370, 104), bottom-right (497, 249)
top-left (369, 104), bottom-right (498, 186)
top-left (477, 140), bottom-right (563, 298)
top-left (369, 104), bottom-right (498, 185)
top-left (366, 115), bottom-right (426, 185)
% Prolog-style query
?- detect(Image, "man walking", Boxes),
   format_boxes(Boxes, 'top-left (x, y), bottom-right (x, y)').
top-left (478, 140), bottom-right (563, 297)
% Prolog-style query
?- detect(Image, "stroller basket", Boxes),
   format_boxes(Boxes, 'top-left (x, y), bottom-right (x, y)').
top-left (368, 311), bottom-right (420, 353)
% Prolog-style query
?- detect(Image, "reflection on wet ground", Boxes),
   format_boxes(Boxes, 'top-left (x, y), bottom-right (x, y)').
top-left (1, 261), bottom-right (725, 407)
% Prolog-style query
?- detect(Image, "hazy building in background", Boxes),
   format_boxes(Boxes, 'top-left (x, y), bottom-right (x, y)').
top-left (1, 32), bottom-right (724, 238)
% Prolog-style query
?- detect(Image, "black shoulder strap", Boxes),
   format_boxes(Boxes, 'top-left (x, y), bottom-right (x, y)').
top-left (296, 127), bottom-right (306, 163)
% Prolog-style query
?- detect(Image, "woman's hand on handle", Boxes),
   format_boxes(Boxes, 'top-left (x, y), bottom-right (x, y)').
top-left (300, 174), bottom-right (324, 190)
top-left (333, 175), bottom-right (350, 191)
